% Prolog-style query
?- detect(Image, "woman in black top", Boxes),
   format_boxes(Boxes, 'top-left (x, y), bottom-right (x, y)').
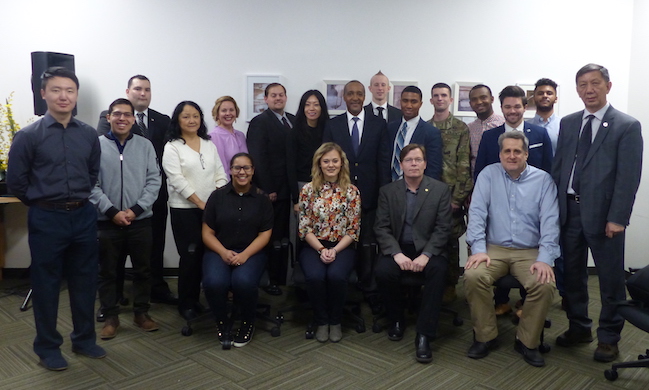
top-left (293, 90), bottom-right (330, 185)
top-left (202, 153), bottom-right (273, 347)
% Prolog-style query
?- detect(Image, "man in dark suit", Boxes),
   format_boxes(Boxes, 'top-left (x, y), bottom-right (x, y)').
top-left (323, 80), bottom-right (390, 308)
top-left (474, 85), bottom-right (553, 180)
top-left (385, 86), bottom-right (443, 183)
top-left (364, 71), bottom-right (401, 123)
top-left (97, 75), bottom-right (176, 306)
top-left (247, 83), bottom-right (296, 294)
top-left (552, 64), bottom-right (643, 362)
top-left (374, 143), bottom-right (452, 363)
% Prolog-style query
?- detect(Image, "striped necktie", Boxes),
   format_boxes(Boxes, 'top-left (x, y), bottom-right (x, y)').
top-left (391, 122), bottom-right (408, 181)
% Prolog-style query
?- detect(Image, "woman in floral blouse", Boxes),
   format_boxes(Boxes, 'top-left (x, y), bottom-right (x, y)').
top-left (298, 142), bottom-right (361, 343)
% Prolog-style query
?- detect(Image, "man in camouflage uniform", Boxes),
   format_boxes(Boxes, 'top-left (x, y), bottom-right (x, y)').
top-left (428, 83), bottom-right (473, 303)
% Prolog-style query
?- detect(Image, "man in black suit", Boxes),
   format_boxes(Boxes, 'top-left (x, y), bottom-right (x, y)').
top-left (97, 75), bottom-right (176, 306)
top-left (386, 86), bottom-right (443, 183)
top-left (553, 64), bottom-right (643, 362)
top-left (364, 71), bottom-right (401, 123)
top-left (247, 83), bottom-right (296, 294)
top-left (323, 80), bottom-right (390, 307)
top-left (374, 144), bottom-right (452, 363)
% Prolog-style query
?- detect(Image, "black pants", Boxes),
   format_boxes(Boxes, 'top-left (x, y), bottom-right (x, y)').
top-left (267, 199), bottom-right (290, 285)
top-left (150, 188), bottom-right (172, 296)
top-left (170, 208), bottom-right (204, 311)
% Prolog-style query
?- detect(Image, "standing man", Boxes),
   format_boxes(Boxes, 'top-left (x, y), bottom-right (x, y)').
top-left (428, 82), bottom-right (473, 303)
top-left (91, 98), bottom-right (161, 340)
top-left (97, 75), bottom-right (176, 305)
top-left (7, 67), bottom-right (106, 370)
top-left (467, 84), bottom-right (505, 177)
top-left (364, 71), bottom-right (402, 123)
top-left (247, 83), bottom-right (296, 295)
top-left (553, 64), bottom-right (643, 362)
top-left (374, 144), bottom-right (452, 364)
top-left (530, 78), bottom-right (560, 154)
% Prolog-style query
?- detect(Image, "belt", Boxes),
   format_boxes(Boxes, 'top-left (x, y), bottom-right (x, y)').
top-left (34, 199), bottom-right (89, 211)
top-left (567, 194), bottom-right (580, 203)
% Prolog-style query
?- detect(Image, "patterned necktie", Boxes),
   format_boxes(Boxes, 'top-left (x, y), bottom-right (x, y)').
top-left (572, 115), bottom-right (594, 194)
top-left (391, 122), bottom-right (408, 181)
top-left (351, 117), bottom-right (360, 156)
top-left (137, 112), bottom-right (148, 139)
top-left (377, 106), bottom-right (386, 121)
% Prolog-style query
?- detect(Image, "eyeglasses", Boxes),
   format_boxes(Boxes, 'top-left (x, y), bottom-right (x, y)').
top-left (231, 165), bottom-right (253, 172)
top-left (403, 158), bottom-right (424, 164)
top-left (110, 112), bottom-right (134, 119)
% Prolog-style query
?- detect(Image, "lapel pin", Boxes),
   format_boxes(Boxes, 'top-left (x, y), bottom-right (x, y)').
top-left (603, 122), bottom-right (608, 127)
top-left (425, 188), bottom-right (429, 192)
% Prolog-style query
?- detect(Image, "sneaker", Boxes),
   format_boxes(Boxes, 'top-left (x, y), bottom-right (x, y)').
top-left (39, 355), bottom-right (68, 371)
top-left (72, 344), bottom-right (107, 359)
top-left (233, 321), bottom-right (255, 347)
top-left (100, 316), bottom-right (120, 340)
top-left (134, 313), bottom-right (159, 332)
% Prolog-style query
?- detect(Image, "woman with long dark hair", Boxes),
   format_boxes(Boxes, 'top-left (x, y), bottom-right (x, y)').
top-left (293, 90), bottom-right (329, 188)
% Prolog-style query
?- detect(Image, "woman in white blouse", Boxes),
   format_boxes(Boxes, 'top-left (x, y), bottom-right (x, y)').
top-left (163, 101), bottom-right (228, 320)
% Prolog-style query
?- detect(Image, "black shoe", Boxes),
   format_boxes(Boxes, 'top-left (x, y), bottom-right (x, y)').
top-left (415, 333), bottom-right (432, 363)
top-left (556, 328), bottom-right (593, 347)
top-left (151, 291), bottom-right (179, 305)
top-left (388, 322), bottom-right (405, 341)
top-left (594, 342), bottom-right (619, 362)
top-left (262, 284), bottom-right (283, 296)
top-left (179, 308), bottom-right (198, 321)
top-left (96, 306), bottom-right (106, 323)
top-left (467, 338), bottom-right (499, 359)
top-left (234, 321), bottom-right (255, 347)
top-left (515, 339), bottom-right (545, 367)
top-left (216, 321), bottom-right (227, 344)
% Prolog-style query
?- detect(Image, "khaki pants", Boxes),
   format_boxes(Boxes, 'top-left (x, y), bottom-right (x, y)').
top-left (464, 245), bottom-right (556, 348)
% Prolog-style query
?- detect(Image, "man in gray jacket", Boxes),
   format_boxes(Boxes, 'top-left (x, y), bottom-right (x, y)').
top-left (90, 98), bottom-right (161, 339)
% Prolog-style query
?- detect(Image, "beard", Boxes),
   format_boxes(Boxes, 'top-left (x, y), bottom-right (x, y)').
top-left (536, 104), bottom-right (553, 113)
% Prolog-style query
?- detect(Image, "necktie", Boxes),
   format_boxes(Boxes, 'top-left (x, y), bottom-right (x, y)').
top-left (137, 112), bottom-right (148, 139)
top-left (377, 106), bottom-right (386, 121)
top-left (391, 122), bottom-right (408, 181)
top-left (282, 117), bottom-right (291, 130)
top-left (351, 117), bottom-right (360, 156)
top-left (572, 115), bottom-right (594, 194)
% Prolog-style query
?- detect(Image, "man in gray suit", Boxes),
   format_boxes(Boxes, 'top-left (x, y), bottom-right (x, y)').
top-left (374, 144), bottom-right (452, 364)
top-left (552, 63), bottom-right (643, 362)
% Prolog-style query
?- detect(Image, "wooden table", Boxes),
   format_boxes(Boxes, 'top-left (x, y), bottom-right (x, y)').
top-left (0, 196), bottom-right (22, 280)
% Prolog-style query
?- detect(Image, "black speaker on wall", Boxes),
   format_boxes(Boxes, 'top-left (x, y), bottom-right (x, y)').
top-left (31, 51), bottom-right (76, 116)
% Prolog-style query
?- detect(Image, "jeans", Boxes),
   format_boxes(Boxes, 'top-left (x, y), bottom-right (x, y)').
top-left (170, 208), bottom-right (204, 311)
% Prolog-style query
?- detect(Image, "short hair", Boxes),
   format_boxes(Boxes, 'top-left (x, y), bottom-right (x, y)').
top-left (264, 83), bottom-right (286, 97)
top-left (401, 85), bottom-right (422, 100)
top-left (400, 143), bottom-right (426, 162)
top-left (344, 80), bottom-right (364, 94)
top-left (127, 75), bottom-right (150, 88)
top-left (431, 82), bottom-right (452, 97)
top-left (295, 90), bottom-right (329, 130)
top-left (108, 98), bottom-right (134, 115)
top-left (534, 78), bottom-right (558, 92)
top-left (211, 95), bottom-right (240, 123)
top-left (167, 101), bottom-right (210, 143)
top-left (498, 85), bottom-right (527, 106)
top-left (498, 131), bottom-right (529, 153)
top-left (470, 84), bottom-right (493, 97)
top-left (311, 142), bottom-right (351, 192)
top-left (576, 63), bottom-right (610, 83)
top-left (41, 66), bottom-right (79, 89)
top-left (230, 152), bottom-right (254, 169)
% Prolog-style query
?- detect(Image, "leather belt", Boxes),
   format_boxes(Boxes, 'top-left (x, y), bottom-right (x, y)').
top-left (567, 194), bottom-right (580, 203)
top-left (34, 199), bottom-right (89, 211)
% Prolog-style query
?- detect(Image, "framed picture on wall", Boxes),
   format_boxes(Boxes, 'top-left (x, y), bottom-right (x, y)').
top-left (390, 81), bottom-right (418, 110)
top-left (453, 82), bottom-right (481, 117)
top-left (247, 75), bottom-right (281, 121)
top-left (323, 80), bottom-right (348, 115)
top-left (517, 84), bottom-right (537, 118)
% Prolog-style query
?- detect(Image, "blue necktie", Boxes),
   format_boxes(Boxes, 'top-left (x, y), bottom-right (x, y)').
top-left (351, 117), bottom-right (360, 156)
top-left (391, 122), bottom-right (408, 181)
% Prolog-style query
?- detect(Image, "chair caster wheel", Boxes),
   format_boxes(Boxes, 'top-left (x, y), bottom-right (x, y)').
top-left (305, 330), bottom-right (314, 339)
top-left (544, 319), bottom-right (552, 328)
top-left (604, 369), bottom-right (618, 381)
top-left (453, 317), bottom-right (464, 326)
top-left (539, 343), bottom-right (551, 354)
top-left (181, 326), bottom-right (193, 336)
top-left (356, 324), bottom-right (366, 333)
top-left (372, 323), bottom-right (382, 333)
top-left (271, 327), bottom-right (281, 337)
top-left (222, 339), bottom-right (232, 350)
top-left (276, 312), bottom-right (285, 323)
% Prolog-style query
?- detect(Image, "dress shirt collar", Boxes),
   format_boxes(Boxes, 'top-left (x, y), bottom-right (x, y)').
top-left (504, 121), bottom-right (524, 132)
top-left (346, 109), bottom-right (365, 122)
top-left (400, 115), bottom-right (420, 130)
top-left (533, 112), bottom-right (557, 125)
top-left (500, 162), bottom-right (531, 181)
top-left (225, 182), bottom-right (261, 197)
top-left (43, 112), bottom-right (81, 129)
top-left (135, 108), bottom-right (149, 119)
top-left (583, 103), bottom-right (610, 121)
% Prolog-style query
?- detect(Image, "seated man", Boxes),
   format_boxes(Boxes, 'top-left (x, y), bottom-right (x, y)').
top-left (374, 144), bottom-right (452, 364)
top-left (464, 131), bottom-right (559, 367)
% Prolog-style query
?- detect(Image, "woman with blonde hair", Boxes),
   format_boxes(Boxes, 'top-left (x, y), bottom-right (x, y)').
top-left (298, 142), bottom-right (361, 343)
top-left (208, 96), bottom-right (248, 178)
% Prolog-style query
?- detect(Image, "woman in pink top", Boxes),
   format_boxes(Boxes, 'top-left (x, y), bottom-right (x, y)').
top-left (209, 96), bottom-right (248, 178)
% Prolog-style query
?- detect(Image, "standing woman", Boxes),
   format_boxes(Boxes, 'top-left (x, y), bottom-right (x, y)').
top-left (202, 153), bottom-right (273, 347)
top-left (163, 101), bottom-right (228, 320)
top-left (209, 96), bottom-right (248, 178)
top-left (298, 142), bottom-right (361, 343)
top-left (293, 90), bottom-right (329, 190)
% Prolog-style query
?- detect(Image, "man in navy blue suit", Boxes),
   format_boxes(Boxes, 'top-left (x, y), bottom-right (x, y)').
top-left (474, 85), bottom-right (553, 181)
top-left (385, 86), bottom-right (442, 184)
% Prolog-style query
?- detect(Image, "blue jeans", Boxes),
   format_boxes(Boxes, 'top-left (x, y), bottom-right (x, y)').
top-left (28, 202), bottom-right (99, 360)
top-left (299, 243), bottom-right (355, 326)
top-left (202, 249), bottom-right (267, 322)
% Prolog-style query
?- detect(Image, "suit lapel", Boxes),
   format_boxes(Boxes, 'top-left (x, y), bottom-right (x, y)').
top-left (412, 176), bottom-right (430, 220)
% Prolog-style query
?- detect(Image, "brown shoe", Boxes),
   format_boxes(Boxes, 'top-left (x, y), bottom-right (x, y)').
top-left (494, 303), bottom-right (512, 316)
top-left (134, 313), bottom-right (159, 332)
top-left (594, 342), bottom-right (619, 362)
top-left (442, 286), bottom-right (457, 305)
top-left (100, 316), bottom-right (120, 340)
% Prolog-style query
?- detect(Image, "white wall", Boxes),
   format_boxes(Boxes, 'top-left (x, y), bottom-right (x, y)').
top-left (2, 0), bottom-right (646, 269)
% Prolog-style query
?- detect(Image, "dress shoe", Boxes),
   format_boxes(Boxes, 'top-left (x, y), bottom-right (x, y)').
top-left (442, 286), bottom-right (457, 305)
top-left (494, 303), bottom-right (512, 316)
top-left (233, 321), bottom-right (255, 347)
top-left (96, 306), bottom-right (106, 323)
top-left (151, 291), bottom-right (179, 305)
top-left (514, 339), bottom-right (545, 367)
top-left (467, 338), bottom-right (499, 359)
top-left (179, 308), bottom-right (198, 321)
top-left (72, 344), bottom-right (107, 359)
top-left (40, 355), bottom-right (68, 371)
top-left (316, 325), bottom-right (329, 342)
top-left (329, 324), bottom-right (342, 343)
top-left (388, 322), bottom-right (405, 341)
top-left (556, 328), bottom-right (593, 347)
top-left (100, 316), bottom-right (120, 340)
top-left (594, 342), bottom-right (619, 362)
top-left (262, 284), bottom-right (283, 296)
top-left (134, 313), bottom-right (159, 332)
top-left (415, 333), bottom-right (433, 364)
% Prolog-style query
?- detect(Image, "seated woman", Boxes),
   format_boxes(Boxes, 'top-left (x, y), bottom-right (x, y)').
top-left (298, 142), bottom-right (361, 343)
top-left (202, 153), bottom-right (273, 347)
top-left (208, 96), bottom-right (248, 178)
